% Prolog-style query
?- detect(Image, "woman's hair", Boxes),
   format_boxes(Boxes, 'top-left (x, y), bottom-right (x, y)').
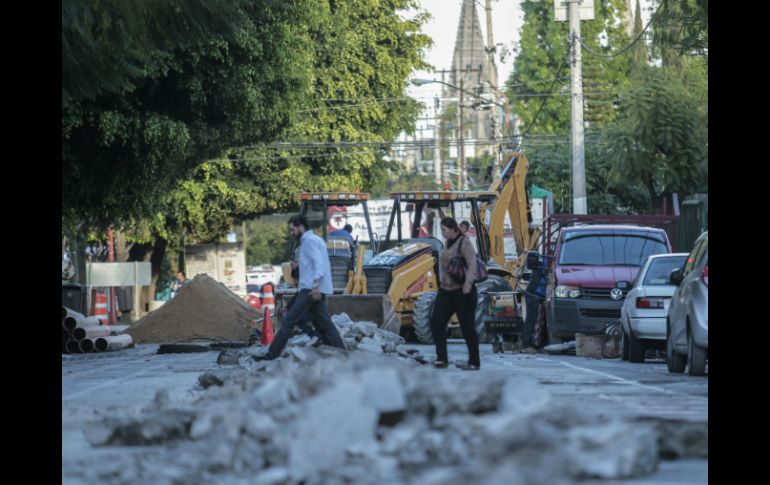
top-left (440, 217), bottom-right (460, 232)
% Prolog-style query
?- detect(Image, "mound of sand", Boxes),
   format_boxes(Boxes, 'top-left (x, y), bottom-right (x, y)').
top-left (127, 275), bottom-right (259, 344)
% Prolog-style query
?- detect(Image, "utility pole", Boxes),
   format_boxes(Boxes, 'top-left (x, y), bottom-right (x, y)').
top-left (569, 0), bottom-right (587, 214)
top-left (555, 0), bottom-right (591, 214)
top-left (107, 225), bottom-right (118, 324)
top-left (433, 97), bottom-right (442, 186)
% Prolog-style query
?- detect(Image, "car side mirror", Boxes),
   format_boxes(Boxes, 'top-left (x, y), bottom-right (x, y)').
top-left (615, 280), bottom-right (631, 290)
top-left (669, 268), bottom-right (683, 285)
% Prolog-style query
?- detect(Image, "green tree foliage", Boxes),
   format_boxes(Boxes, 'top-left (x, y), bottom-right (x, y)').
top-left (244, 218), bottom-right (292, 265)
top-left (62, 0), bottom-right (319, 232)
top-left (505, 0), bottom-right (633, 135)
top-left (653, 0), bottom-right (708, 63)
top-left (159, 0), bottom-right (431, 243)
top-left (62, 0), bottom-right (247, 104)
top-left (524, 140), bottom-right (650, 214)
top-left (605, 62), bottom-right (707, 210)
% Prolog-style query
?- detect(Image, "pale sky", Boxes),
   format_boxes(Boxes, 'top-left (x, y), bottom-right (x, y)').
top-left (406, 0), bottom-right (654, 101)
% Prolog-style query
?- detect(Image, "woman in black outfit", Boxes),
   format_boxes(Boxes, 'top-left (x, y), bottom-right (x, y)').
top-left (431, 217), bottom-right (480, 370)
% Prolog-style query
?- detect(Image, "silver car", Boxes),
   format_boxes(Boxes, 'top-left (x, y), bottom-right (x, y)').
top-left (667, 232), bottom-right (708, 376)
top-left (621, 253), bottom-right (689, 363)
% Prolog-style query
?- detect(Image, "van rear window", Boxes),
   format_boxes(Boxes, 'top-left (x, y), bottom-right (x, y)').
top-left (559, 233), bottom-right (668, 266)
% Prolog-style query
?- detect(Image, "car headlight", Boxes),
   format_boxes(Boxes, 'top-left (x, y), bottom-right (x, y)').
top-left (555, 285), bottom-right (581, 298)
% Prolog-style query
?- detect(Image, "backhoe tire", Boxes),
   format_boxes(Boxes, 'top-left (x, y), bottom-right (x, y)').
top-left (474, 275), bottom-right (513, 344)
top-left (412, 292), bottom-right (437, 344)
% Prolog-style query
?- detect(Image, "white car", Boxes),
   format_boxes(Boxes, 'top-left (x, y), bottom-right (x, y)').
top-left (621, 253), bottom-right (689, 363)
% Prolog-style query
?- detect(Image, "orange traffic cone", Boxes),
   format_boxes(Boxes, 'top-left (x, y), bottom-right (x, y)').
top-left (261, 311), bottom-right (275, 345)
top-left (93, 291), bottom-right (109, 324)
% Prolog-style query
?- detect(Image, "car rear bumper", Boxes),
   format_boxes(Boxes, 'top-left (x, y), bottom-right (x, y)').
top-left (629, 317), bottom-right (666, 340)
top-left (549, 298), bottom-right (622, 337)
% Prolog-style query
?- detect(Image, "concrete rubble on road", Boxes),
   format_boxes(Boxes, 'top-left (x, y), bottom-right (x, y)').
top-left (63, 312), bottom-right (705, 484)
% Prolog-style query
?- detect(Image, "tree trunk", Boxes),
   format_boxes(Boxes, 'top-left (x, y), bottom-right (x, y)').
top-left (128, 239), bottom-right (167, 317)
top-left (646, 180), bottom-right (660, 214)
top-left (115, 231), bottom-right (128, 262)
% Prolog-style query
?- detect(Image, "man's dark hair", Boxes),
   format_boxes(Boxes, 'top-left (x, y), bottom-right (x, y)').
top-left (343, 224), bottom-right (353, 233)
top-left (288, 215), bottom-right (309, 230)
top-left (440, 217), bottom-right (459, 231)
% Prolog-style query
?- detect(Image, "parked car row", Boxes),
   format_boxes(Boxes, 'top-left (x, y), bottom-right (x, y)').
top-left (543, 222), bottom-right (707, 377)
top-left (619, 231), bottom-right (708, 376)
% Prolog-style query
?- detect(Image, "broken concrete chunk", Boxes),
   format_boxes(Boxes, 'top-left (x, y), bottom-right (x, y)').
top-left (287, 347), bottom-right (314, 364)
top-left (254, 467), bottom-right (290, 485)
top-left (83, 410), bottom-right (196, 446)
top-left (216, 350), bottom-right (241, 366)
top-left (251, 378), bottom-right (300, 409)
top-left (566, 421), bottom-right (659, 479)
top-left (356, 337), bottom-right (383, 354)
top-left (331, 313), bottom-right (353, 327)
top-left (287, 376), bottom-right (378, 481)
top-left (199, 373), bottom-right (225, 388)
top-left (499, 376), bottom-right (552, 419)
top-left (351, 321), bottom-right (378, 339)
top-left (361, 367), bottom-right (406, 426)
top-left (646, 418), bottom-right (708, 459)
top-left (288, 335), bottom-right (312, 347)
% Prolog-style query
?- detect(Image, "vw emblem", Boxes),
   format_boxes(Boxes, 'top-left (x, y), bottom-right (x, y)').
top-left (610, 288), bottom-right (623, 300)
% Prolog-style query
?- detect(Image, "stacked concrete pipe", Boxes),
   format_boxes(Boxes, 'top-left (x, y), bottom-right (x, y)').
top-left (62, 306), bottom-right (133, 354)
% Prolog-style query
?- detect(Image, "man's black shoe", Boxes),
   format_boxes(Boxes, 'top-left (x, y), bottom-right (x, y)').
top-left (252, 353), bottom-right (277, 362)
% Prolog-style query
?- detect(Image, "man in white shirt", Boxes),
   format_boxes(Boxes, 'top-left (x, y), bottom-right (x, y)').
top-left (254, 215), bottom-right (345, 360)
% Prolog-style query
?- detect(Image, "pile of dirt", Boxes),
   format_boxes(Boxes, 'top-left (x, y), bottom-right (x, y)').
top-left (126, 275), bottom-right (259, 344)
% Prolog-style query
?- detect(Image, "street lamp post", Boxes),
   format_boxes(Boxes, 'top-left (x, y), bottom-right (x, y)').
top-left (459, 78), bottom-right (465, 190)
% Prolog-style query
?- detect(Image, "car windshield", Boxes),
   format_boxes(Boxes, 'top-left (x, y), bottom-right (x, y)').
top-left (642, 256), bottom-right (688, 286)
top-left (559, 233), bottom-right (668, 266)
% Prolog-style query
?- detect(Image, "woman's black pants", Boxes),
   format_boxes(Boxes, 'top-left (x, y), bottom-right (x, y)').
top-left (430, 287), bottom-right (479, 367)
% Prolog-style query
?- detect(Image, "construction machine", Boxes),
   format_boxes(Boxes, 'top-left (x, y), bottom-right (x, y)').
top-left (395, 152), bottom-right (543, 344)
top-left (362, 190), bottom-right (515, 342)
top-left (278, 192), bottom-right (401, 332)
top-left (279, 153), bottom-right (542, 343)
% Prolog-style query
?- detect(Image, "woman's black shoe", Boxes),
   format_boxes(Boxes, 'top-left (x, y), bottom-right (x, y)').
top-left (433, 361), bottom-right (449, 369)
top-left (455, 362), bottom-right (480, 371)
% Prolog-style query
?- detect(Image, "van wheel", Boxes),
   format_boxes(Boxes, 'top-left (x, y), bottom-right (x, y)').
top-left (628, 330), bottom-right (646, 363)
top-left (687, 325), bottom-right (707, 376)
top-left (666, 320), bottom-right (686, 373)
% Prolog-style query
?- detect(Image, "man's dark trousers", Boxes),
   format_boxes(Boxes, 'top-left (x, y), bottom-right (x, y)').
top-left (266, 289), bottom-right (345, 357)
